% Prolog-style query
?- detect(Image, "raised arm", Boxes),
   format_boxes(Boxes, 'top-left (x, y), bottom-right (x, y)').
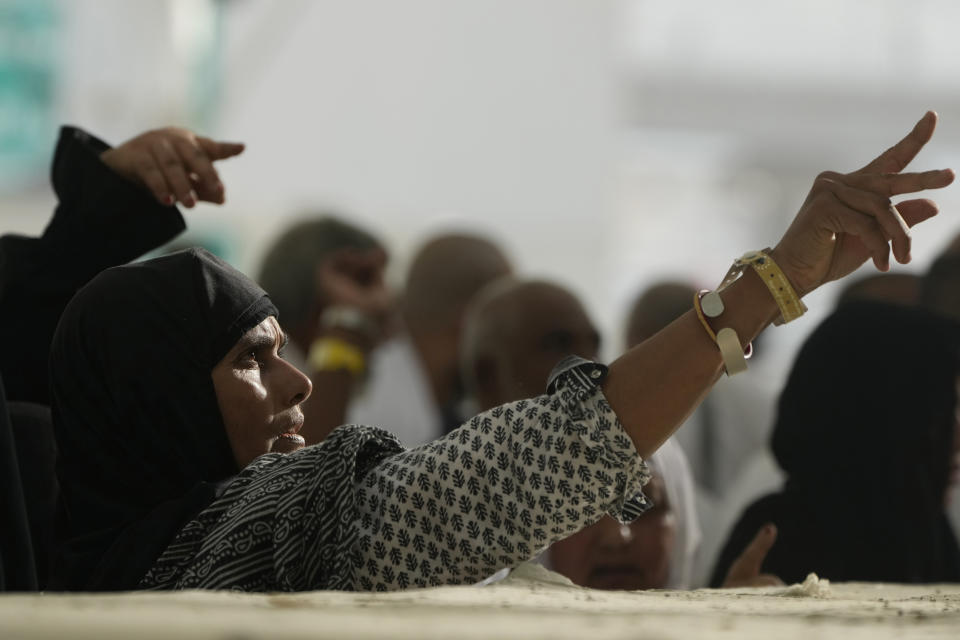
top-left (1, 126), bottom-right (243, 403)
top-left (604, 111), bottom-right (954, 458)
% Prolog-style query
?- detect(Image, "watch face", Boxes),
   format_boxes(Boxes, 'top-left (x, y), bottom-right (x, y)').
top-left (701, 291), bottom-right (724, 317)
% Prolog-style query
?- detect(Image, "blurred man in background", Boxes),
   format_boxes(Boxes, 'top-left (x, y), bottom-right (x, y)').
top-left (258, 215), bottom-right (393, 443)
top-left (460, 277), bottom-right (703, 589)
top-left (347, 233), bottom-right (511, 445)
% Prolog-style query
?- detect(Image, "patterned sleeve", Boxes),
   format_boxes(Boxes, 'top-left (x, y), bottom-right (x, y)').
top-left (351, 357), bottom-right (651, 590)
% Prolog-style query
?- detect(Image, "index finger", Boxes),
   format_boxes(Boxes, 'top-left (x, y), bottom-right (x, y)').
top-left (196, 136), bottom-right (246, 161)
top-left (858, 111), bottom-right (937, 175)
top-left (730, 523), bottom-right (777, 577)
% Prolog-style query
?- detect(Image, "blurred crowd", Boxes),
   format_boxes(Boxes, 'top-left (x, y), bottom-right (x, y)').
top-left (1, 122), bottom-right (958, 592)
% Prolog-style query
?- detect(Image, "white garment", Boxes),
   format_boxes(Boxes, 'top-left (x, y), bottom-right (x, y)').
top-left (647, 438), bottom-right (701, 590)
top-left (674, 371), bottom-right (779, 494)
top-left (693, 450), bottom-right (784, 587)
top-left (346, 335), bottom-right (443, 447)
top-left (673, 356), bottom-right (782, 587)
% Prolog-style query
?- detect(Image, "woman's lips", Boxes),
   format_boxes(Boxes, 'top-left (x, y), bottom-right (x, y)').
top-left (279, 414), bottom-right (304, 437)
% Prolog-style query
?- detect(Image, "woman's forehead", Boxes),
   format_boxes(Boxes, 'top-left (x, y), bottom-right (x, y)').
top-left (229, 317), bottom-right (284, 353)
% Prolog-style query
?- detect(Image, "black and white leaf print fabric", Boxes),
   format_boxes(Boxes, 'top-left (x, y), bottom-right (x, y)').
top-left (141, 359), bottom-right (650, 592)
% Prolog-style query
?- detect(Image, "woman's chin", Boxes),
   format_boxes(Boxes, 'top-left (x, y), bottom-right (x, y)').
top-left (270, 433), bottom-right (306, 454)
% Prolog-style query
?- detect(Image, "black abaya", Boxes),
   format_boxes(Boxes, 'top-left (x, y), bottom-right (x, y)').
top-left (711, 302), bottom-right (960, 586)
top-left (50, 248), bottom-right (275, 590)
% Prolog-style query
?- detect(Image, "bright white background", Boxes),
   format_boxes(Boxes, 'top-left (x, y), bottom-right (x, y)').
top-left (4, 0), bottom-right (960, 377)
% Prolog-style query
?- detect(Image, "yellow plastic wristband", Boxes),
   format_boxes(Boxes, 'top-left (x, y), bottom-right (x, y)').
top-left (719, 249), bottom-right (807, 325)
top-left (307, 337), bottom-right (366, 376)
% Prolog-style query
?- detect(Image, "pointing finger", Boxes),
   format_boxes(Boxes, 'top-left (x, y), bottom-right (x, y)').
top-left (730, 523), bottom-right (778, 579)
top-left (859, 111), bottom-right (937, 175)
top-left (196, 136), bottom-right (245, 161)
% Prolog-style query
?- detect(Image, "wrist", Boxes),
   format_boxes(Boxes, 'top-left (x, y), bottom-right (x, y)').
top-left (716, 264), bottom-right (782, 340)
top-left (767, 244), bottom-right (815, 298)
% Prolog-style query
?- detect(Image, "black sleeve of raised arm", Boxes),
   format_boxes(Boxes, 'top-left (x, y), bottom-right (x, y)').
top-left (0, 126), bottom-right (186, 403)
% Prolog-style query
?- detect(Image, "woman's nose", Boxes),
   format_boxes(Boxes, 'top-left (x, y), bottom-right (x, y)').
top-left (282, 359), bottom-right (312, 406)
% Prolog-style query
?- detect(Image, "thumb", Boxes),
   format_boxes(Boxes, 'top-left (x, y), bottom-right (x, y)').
top-left (725, 523), bottom-right (777, 584)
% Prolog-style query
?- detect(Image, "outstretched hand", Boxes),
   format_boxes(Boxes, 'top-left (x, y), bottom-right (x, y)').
top-left (100, 127), bottom-right (245, 208)
top-left (772, 111), bottom-right (954, 296)
top-left (721, 523), bottom-right (784, 588)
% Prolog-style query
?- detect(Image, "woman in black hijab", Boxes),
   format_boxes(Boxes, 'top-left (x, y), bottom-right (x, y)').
top-left (711, 302), bottom-right (960, 586)
top-left (50, 248), bottom-right (314, 589)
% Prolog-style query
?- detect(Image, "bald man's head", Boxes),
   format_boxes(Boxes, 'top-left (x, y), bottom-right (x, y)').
top-left (462, 279), bottom-right (600, 410)
top-left (625, 281), bottom-right (696, 349)
top-left (403, 234), bottom-right (512, 335)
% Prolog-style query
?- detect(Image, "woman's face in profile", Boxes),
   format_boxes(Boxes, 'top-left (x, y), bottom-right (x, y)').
top-left (210, 316), bottom-right (313, 467)
top-left (549, 473), bottom-right (676, 591)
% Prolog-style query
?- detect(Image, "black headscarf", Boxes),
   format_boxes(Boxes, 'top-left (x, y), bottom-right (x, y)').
top-left (711, 301), bottom-right (960, 585)
top-left (50, 248), bottom-right (277, 590)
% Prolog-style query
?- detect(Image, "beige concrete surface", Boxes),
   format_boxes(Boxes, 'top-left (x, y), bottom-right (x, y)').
top-left (1, 565), bottom-right (958, 640)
